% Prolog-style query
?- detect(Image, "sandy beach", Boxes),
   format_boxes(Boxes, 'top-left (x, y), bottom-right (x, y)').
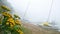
top-left (22, 22), bottom-right (60, 34)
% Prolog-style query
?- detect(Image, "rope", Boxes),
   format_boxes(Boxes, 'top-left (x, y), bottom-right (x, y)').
top-left (23, 0), bottom-right (31, 21)
top-left (47, 0), bottom-right (54, 22)
top-left (23, 0), bottom-right (54, 22)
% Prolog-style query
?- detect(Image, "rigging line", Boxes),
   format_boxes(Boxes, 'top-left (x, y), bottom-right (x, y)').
top-left (23, 0), bottom-right (31, 21)
top-left (47, 0), bottom-right (54, 22)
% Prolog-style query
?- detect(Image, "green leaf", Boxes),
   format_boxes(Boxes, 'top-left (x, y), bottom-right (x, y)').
top-left (11, 29), bottom-right (19, 34)
top-left (13, 25), bottom-right (20, 31)
top-left (2, 16), bottom-right (8, 25)
top-left (14, 14), bottom-right (20, 19)
top-left (0, 7), bottom-right (3, 13)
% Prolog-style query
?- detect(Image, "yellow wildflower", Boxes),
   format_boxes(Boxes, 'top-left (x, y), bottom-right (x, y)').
top-left (15, 19), bottom-right (21, 25)
top-left (1, 5), bottom-right (11, 11)
top-left (17, 30), bottom-right (23, 34)
top-left (20, 31), bottom-right (23, 34)
top-left (6, 22), bottom-right (9, 25)
top-left (10, 23), bottom-right (14, 27)
top-left (2, 12), bottom-right (12, 17)
top-left (7, 18), bottom-right (14, 22)
top-left (7, 18), bottom-right (15, 26)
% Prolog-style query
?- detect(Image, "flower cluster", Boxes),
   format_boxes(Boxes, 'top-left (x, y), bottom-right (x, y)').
top-left (0, 5), bottom-right (23, 34)
top-left (6, 18), bottom-right (15, 27)
top-left (2, 12), bottom-right (12, 17)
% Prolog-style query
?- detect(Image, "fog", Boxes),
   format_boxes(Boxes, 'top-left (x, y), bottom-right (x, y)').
top-left (7, 0), bottom-right (60, 29)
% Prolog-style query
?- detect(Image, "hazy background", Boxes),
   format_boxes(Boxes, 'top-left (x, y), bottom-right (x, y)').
top-left (7, 0), bottom-right (60, 28)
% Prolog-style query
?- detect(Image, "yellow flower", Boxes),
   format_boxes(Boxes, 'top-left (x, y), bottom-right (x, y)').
top-left (7, 18), bottom-right (15, 25)
top-left (10, 23), bottom-right (14, 27)
top-left (7, 18), bottom-right (14, 22)
top-left (10, 25), bottom-right (13, 27)
top-left (1, 5), bottom-right (11, 11)
top-left (15, 19), bottom-right (21, 25)
top-left (2, 12), bottom-right (12, 17)
top-left (17, 30), bottom-right (23, 34)
top-left (20, 31), bottom-right (23, 34)
top-left (6, 22), bottom-right (9, 25)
